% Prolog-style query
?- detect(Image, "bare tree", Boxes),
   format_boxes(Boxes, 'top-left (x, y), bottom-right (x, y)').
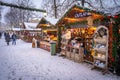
top-left (0, 0), bottom-right (3, 21)
top-left (5, 7), bottom-right (18, 28)
top-left (5, 0), bottom-right (35, 27)
top-left (41, 0), bottom-right (61, 18)
top-left (42, 0), bottom-right (120, 18)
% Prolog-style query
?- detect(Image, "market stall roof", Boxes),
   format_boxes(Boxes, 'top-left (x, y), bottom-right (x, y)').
top-left (56, 5), bottom-right (104, 26)
top-left (44, 17), bottom-right (59, 25)
top-left (23, 22), bottom-right (41, 30)
top-left (12, 28), bottom-right (21, 31)
top-left (36, 16), bottom-right (59, 28)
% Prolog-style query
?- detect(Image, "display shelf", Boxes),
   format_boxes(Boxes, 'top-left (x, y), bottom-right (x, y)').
top-left (60, 38), bottom-right (69, 56)
top-left (94, 38), bottom-right (107, 44)
top-left (94, 56), bottom-right (106, 61)
top-left (94, 64), bottom-right (105, 69)
top-left (92, 26), bottom-right (108, 74)
top-left (65, 45), bottom-right (84, 63)
top-left (66, 45), bottom-right (71, 59)
top-left (94, 48), bottom-right (106, 53)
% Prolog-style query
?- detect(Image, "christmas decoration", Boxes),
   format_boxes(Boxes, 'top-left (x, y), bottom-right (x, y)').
top-left (114, 15), bottom-right (119, 19)
top-left (0, 1), bottom-right (46, 12)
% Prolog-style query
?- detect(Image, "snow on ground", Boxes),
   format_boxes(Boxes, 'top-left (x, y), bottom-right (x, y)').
top-left (0, 35), bottom-right (120, 80)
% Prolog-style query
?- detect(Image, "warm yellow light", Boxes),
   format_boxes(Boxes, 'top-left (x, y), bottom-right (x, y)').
top-left (90, 27), bottom-right (96, 30)
top-left (43, 12), bottom-right (47, 16)
top-left (82, 29), bottom-right (85, 34)
top-left (64, 17), bottom-right (79, 22)
top-left (43, 30), bottom-right (47, 33)
top-left (40, 24), bottom-right (50, 27)
top-left (73, 8), bottom-right (84, 12)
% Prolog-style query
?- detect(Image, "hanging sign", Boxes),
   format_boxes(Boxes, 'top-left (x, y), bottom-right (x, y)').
top-left (75, 12), bottom-right (92, 18)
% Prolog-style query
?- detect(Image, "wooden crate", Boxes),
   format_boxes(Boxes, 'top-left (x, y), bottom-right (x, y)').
top-left (66, 51), bottom-right (71, 59)
top-left (74, 54), bottom-right (83, 63)
top-left (71, 52), bottom-right (75, 60)
top-left (60, 51), bottom-right (66, 56)
top-left (46, 45), bottom-right (50, 52)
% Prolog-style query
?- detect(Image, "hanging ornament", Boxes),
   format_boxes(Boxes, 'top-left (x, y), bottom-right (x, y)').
top-left (114, 15), bottom-right (119, 19)
top-left (107, 16), bottom-right (111, 19)
top-left (100, 17), bottom-right (104, 20)
top-left (111, 57), bottom-right (115, 62)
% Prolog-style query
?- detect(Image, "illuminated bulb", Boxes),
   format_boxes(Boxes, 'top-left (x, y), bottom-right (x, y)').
top-left (44, 12), bottom-right (47, 16)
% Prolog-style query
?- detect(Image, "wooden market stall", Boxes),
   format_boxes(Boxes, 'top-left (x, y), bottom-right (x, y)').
top-left (36, 17), bottom-right (59, 51)
top-left (21, 22), bottom-right (41, 42)
top-left (56, 6), bottom-right (120, 74)
top-left (56, 5), bottom-right (107, 63)
top-left (55, 4), bottom-right (120, 74)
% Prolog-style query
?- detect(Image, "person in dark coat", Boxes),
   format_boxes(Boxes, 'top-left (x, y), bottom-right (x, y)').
top-left (11, 33), bottom-right (17, 45)
top-left (0, 32), bottom-right (2, 39)
top-left (5, 32), bottom-right (10, 45)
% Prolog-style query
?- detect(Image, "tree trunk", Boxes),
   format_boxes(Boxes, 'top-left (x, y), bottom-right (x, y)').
top-left (54, 0), bottom-right (57, 18)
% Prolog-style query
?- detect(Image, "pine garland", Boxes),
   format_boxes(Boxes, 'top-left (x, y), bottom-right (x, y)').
top-left (112, 14), bottom-right (120, 69)
top-left (0, 1), bottom-right (46, 12)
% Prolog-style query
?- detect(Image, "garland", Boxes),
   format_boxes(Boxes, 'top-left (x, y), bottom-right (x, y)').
top-left (112, 15), bottom-right (120, 71)
top-left (0, 1), bottom-right (46, 12)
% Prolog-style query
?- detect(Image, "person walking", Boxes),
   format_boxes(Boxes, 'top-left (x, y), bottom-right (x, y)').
top-left (5, 32), bottom-right (10, 45)
top-left (11, 33), bottom-right (17, 45)
top-left (0, 32), bottom-right (2, 39)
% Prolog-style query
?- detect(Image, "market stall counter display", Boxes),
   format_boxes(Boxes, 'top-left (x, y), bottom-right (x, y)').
top-left (39, 30), bottom-right (57, 52)
top-left (92, 26), bottom-right (109, 74)
top-left (36, 17), bottom-right (58, 52)
top-left (60, 28), bottom-right (95, 63)
top-left (40, 41), bottom-right (51, 51)
top-left (60, 30), bottom-right (70, 56)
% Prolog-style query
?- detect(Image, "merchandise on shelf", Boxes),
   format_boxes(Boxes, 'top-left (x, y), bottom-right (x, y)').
top-left (92, 25), bottom-right (108, 74)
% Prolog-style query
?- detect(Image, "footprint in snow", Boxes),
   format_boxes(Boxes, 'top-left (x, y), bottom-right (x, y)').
top-left (12, 78), bottom-right (16, 80)
top-left (33, 77), bottom-right (36, 80)
top-left (8, 76), bottom-right (12, 80)
top-left (47, 69), bottom-right (51, 72)
top-left (12, 71), bottom-right (15, 76)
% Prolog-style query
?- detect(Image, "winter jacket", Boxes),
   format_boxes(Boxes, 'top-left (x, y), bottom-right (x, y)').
top-left (5, 33), bottom-right (10, 42)
top-left (12, 34), bottom-right (17, 41)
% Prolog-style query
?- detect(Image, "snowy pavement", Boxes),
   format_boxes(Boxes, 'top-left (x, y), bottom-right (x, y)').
top-left (0, 37), bottom-right (120, 80)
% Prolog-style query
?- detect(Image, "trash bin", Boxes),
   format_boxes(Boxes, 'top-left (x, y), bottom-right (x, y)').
top-left (50, 41), bottom-right (56, 55)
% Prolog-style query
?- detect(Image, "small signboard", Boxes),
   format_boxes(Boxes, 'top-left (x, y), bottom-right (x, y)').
top-left (75, 12), bottom-right (92, 18)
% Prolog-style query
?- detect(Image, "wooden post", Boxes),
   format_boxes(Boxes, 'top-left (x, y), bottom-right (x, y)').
top-left (109, 22), bottom-right (113, 66)
top-left (57, 25), bottom-right (61, 53)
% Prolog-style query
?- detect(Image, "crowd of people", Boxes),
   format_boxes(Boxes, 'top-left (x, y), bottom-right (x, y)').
top-left (0, 31), bottom-right (17, 46)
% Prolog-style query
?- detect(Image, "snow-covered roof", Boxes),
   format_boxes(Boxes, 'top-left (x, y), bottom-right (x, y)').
top-left (12, 28), bottom-right (21, 31)
top-left (24, 22), bottom-right (41, 30)
top-left (44, 16), bottom-right (59, 25)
